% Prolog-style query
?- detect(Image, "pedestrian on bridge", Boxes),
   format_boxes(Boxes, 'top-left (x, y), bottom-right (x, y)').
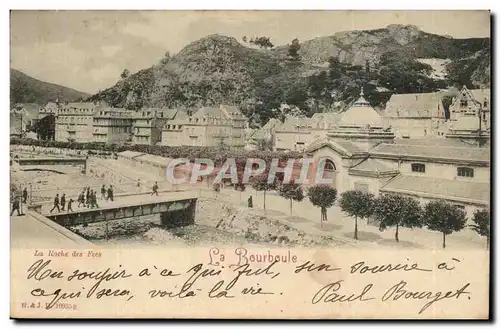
top-left (77, 191), bottom-right (85, 207)
top-left (151, 182), bottom-right (159, 196)
top-left (22, 188), bottom-right (28, 204)
top-left (10, 197), bottom-right (21, 216)
top-left (67, 198), bottom-right (74, 212)
top-left (50, 194), bottom-right (61, 213)
top-left (61, 193), bottom-right (66, 211)
top-left (107, 185), bottom-right (114, 202)
top-left (85, 187), bottom-right (91, 208)
top-left (101, 185), bottom-right (106, 200)
top-left (90, 190), bottom-right (99, 208)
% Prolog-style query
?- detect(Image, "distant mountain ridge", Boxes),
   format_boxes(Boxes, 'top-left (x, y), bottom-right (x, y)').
top-left (83, 24), bottom-right (489, 123)
top-left (10, 69), bottom-right (89, 106)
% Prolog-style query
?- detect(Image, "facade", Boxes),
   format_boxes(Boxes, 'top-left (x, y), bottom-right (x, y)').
top-left (55, 102), bottom-right (100, 142)
top-left (10, 103), bottom-right (41, 136)
top-left (131, 108), bottom-right (178, 145)
top-left (383, 92), bottom-right (446, 138)
top-left (92, 108), bottom-right (133, 144)
top-left (274, 112), bottom-right (340, 151)
top-left (449, 86), bottom-right (490, 129)
top-left (161, 105), bottom-right (247, 147)
top-left (304, 89), bottom-right (489, 220)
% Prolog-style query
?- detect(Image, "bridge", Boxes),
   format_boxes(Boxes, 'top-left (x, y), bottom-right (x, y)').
top-left (42, 190), bottom-right (199, 229)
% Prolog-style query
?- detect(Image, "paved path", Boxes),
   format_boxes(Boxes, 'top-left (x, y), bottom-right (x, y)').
top-left (11, 214), bottom-right (88, 248)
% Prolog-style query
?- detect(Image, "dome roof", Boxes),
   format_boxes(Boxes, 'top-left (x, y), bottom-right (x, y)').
top-left (340, 88), bottom-right (382, 127)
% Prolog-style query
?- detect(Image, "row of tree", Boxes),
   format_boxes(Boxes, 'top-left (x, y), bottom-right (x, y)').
top-left (241, 180), bottom-right (490, 249)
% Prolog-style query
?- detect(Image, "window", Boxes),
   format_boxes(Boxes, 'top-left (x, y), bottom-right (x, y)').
top-left (411, 163), bottom-right (426, 173)
top-left (457, 167), bottom-right (474, 178)
top-left (483, 100), bottom-right (488, 107)
top-left (460, 99), bottom-right (468, 107)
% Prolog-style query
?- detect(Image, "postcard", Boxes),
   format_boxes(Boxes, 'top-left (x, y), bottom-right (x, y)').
top-left (10, 10), bottom-right (491, 319)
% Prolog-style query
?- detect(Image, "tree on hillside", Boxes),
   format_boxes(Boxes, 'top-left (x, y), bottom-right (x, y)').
top-left (308, 185), bottom-right (337, 227)
top-left (339, 190), bottom-right (375, 240)
top-left (373, 194), bottom-right (423, 242)
top-left (121, 69), bottom-right (130, 80)
top-left (242, 36), bottom-right (248, 43)
top-left (160, 51), bottom-right (171, 65)
top-left (288, 38), bottom-right (301, 60)
top-left (251, 36), bottom-right (274, 50)
top-left (470, 209), bottom-right (490, 249)
top-left (424, 200), bottom-right (467, 249)
top-left (250, 173), bottom-right (277, 210)
top-left (278, 183), bottom-right (304, 216)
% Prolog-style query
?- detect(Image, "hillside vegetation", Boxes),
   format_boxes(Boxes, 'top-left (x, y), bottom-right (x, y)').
top-left (10, 69), bottom-right (89, 106)
top-left (87, 24), bottom-right (490, 125)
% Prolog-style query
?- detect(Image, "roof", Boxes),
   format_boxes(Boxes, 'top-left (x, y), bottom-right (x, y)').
top-left (381, 175), bottom-right (490, 205)
top-left (305, 137), bottom-right (367, 157)
top-left (13, 103), bottom-right (41, 111)
top-left (220, 105), bottom-right (243, 117)
top-left (469, 89), bottom-right (490, 102)
top-left (136, 154), bottom-right (173, 167)
top-left (193, 106), bottom-right (225, 118)
top-left (133, 108), bottom-right (178, 119)
top-left (118, 151), bottom-right (145, 159)
top-left (340, 94), bottom-right (382, 127)
top-left (370, 143), bottom-right (490, 164)
top-left (64, 102), bottom-right (96, 110)
top-left (393, 138), bottom-right (472, 147)
top-left (275, 117), bottom-right (312, 132)
top-left (384, 92), bottom-right (443, 118)
top-left (262, 118), bottom-right (279, 130)
top-left (349, 158), bottom-right (399, 174)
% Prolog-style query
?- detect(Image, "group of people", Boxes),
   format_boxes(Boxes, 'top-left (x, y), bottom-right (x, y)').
top-left (50, 193), bottom-right (74, 213)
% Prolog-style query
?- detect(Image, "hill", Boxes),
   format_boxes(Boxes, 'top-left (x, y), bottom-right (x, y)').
top-left (88, 25), bottom-right (490, 124)
top-left (10, 69), bottom-right (89, 106)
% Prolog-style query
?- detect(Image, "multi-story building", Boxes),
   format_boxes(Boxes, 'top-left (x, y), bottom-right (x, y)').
top-left (449, 86), bottom-right (490, 129)
top-left (55, 102), bottom-right (100, 142)
top-left (131, 108), bottom-right (178, 145)
top-left (383, 92), bottom-right (446, 138)
top-left (161, 105), bottom-right (247, 147)
top-left (92, 108), bottom-right (134, 144)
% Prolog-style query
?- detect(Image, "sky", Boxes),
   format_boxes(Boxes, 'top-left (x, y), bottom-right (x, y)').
top-left (10, 10), bottom-right (491, 94)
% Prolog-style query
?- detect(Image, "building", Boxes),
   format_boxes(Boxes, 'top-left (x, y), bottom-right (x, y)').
top-left (304, 88), bottom-right (489, 219)
top-left (131, 108), bottom-right (178, 145)
top-left (449, 86), bottom-right (490, 129)
top-left (10, 103), bottom-right (41, 136)
top-left (92, 108), bottom-right (134, 144)
top-left (274, 112), bottom-right (341, 151)
top-left (383, 92), bottom-right (446, 138)
top-left (55, 102), bottom-right (101, 142)
top-left (161, 105), bottom-right (247, 147)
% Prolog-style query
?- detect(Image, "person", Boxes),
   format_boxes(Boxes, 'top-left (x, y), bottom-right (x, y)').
top-left (137, 179), bottom-right (141, 191)
top-left (10, 198), bottom-right (21, 216)
top-left (50, 194), bottom-right (60, 213)
top-left (60, 193), bottom-right (66, 211)
top-left (248, 195), bottom-right (253, 208)
top-left (90, 190), bottom-right (98, 209)
top-left (151, 182), bottom-right (159, 196)
top-left (107, 185), bottom-right (114, 202)
top-left (85, 187), bottom-right (90, 208)
top-left (101, 185), bottom-right (106, 200)
top-left (67, 198), bottom-right (74, 212)
top-left (77, 191), bottom-right (85, 208)
top-left (22, 188), bottom-right (28, 204)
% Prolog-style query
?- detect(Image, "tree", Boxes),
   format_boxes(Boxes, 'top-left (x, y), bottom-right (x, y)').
top-left (242, 36), bottom-right (247, 43)
top-left (121, 69), bottom-right (130, 80)
top-left (288, 38), bottom-right (301, 60)
top-left (308, 185), bottom-right (337, 227)
top-left (252, 36), bottom-right (274, 50)
top-left (470, 209), bottom-right (490, 249)
top-left (424, 200), bottom-right (467, 249)
top-left (278, 183), bottom-right (304, 216)
top-left (251, 173), bottom-right (277, 210)
top-left (373, 194), bottom-right (423, 242)
top-left (160, 51), bottom-right (171, 65)
top-left (339, 190), bottom-right (375, 240)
